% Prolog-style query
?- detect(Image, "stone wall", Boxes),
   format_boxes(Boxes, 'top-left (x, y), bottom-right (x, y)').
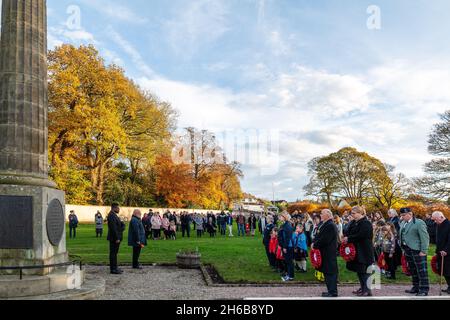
top-left (65, 205), bottom-right (222, 223)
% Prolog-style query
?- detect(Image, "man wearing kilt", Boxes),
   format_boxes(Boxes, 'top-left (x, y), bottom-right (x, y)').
top-left (399, 207), bottom-right (430, 296)
top-left (432, 211), bottom-right (450, 294)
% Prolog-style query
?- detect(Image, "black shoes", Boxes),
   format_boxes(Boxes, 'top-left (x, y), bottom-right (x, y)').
top-left (405, 289), bottom-right (419, 294)
top-left (110, 270), bottom-right (122, 275)
top-left (322, 292), bottom-right (338, 298)
top-left (416, 292), bottom-right (428, 297)
top-left (133, 266), bottom-right (144, 270)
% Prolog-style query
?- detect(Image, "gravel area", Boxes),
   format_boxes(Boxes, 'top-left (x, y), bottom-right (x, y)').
top-left (86, 266), bottom-right (450, 300)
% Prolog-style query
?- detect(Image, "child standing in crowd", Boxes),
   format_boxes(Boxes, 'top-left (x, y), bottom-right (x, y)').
top-left (168, 220), bottom-right (177, 240)
top-left (162, 214), bottom-right (170, 240)
top-left (373, 221), bottom-right (386, 262)
top-left (269, 228), bottom-right (281, 273)
top-left (381, 224), bottom-right (398, 280)
top-left (292, 224), bottom-right (308, 273)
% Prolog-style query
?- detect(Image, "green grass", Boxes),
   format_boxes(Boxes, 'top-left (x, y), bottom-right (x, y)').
top-left (67, 224), bottom-right (440, 284)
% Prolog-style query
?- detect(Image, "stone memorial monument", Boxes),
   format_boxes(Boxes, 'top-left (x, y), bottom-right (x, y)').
top-left (0, 0), bottom-right (104, 300)
top-left (0, 0), bottom-right (68, 272)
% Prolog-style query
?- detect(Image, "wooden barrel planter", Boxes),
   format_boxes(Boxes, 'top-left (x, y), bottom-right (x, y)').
top-left (176, 252), bottom-right (201, 269)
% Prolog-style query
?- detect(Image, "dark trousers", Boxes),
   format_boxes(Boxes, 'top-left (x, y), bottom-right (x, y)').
top-left (357, 272), bottom-right (371, 292)
top-left (384, 253), bottom-right (397, 278)
top-left (182, 224), bottom-right (190, 237)
top-left (197, 230), bottom-right (202, 238)
top-left (96, 228), bottom-right (103, 238)
top-left (132, 246), bottom-right (141, 268)
top-left (265, 245), bottom-right (276, 268)
top-left (404, 247), bottom-right (429, 293)
top-left (69, 227), bottom-right (76, 238)
top-left (284, 248), bottom-right (295, 279)
top-left (324, 273), bottom-right (338, 296)
top-left (109, 241), bottom-right (121, 272)
top-left (220, 224), bottom-right (226, 236)
top-left (152, 229), bottom-right (161, 239)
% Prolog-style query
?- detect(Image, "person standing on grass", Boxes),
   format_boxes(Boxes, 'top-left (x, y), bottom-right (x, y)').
top-left (219, 211), bottom-right (227, 236)
top-left (312, 209), bottom-right (339, 298)
top-left (181, 212), bottom-right (192, 238)
top-left (227, 212), bottom-right (234, 237)
top-left (342, 206), bottom-right (375, 297)
top-left (237, 211), bottom-right (246, 237)
top-left (68, 210), bottom-right (79, 239)
top-left (128, 209), bottom-right (147, 269)
top-left (432, 211), bottom-right (450, 294)
top-left (278, 212), bottom-right (294, 282)
top-left (162, 213), bottom-right (170, 240)
top-left (292, 224), bottom-right (308, 273)
top-left (399, 207), bottom-right (430, 297)
top-left (151, 212), bottom-right (162, 240)
top-left (142, 212), bottom-right (152, 240)
top-left (249, 213), bottom-right (258, 237)
top-left (107, 203), bottom-right (125, 275)
top-left (95, 211), bottom-right (104, 238)
top-left (263, 215), bottom-right (276, 269)
top-left (194, 213), bottom-right (204, 238)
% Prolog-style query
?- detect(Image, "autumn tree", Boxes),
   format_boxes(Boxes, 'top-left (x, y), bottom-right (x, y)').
top-left (370, 164), bottom-right (412, 209)
top-left (48, 44), bottom-right (175, 205)
top-left (416, 110), bottom-right (450, 201)
top-left (304, 148), bottom-right (389, 206)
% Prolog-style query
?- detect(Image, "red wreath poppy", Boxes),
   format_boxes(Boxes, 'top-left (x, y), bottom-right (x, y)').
top-left (310, 249), bottom-right (322, 269)
top-left (340, 243), bottom-right (356, 262)
top-left (431, 255), bottom-right (440, 275)
top-left (401, 255), bottom-right (411, 276)
top-left (378, 252), bottom-right (387, 270)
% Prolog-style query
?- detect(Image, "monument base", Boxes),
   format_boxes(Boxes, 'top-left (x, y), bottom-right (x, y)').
top-left (0, 184), bottom-right (68, 275)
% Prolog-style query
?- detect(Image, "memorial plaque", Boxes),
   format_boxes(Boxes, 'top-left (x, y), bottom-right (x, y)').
top-left (0, 196), bottom-right (33, 249)
top-left (46, 199), bottom-right (64, 246)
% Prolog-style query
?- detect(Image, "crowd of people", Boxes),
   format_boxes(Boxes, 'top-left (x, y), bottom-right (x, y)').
top-left (261, 206), bottom-right (450, 298)
top-left (68, 203), bottom-right (450, 298)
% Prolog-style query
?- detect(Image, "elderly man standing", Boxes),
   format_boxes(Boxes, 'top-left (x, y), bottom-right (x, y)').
top-left (399, 207), bottom-right (430, 296)
top-left (432, 211), bottom-right (450, 294)
top-left (312, 209), bottom-right (339, 298)
top-left (107, 203), bottom-right (126, 275)
top-left (128, 209), bottom-right (147, 269)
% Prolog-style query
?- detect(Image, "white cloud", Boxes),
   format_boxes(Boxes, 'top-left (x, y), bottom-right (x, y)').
top-left (79, 0), bottom-right (148, 24)
top-left (164, 0), bottom-right (230, 56)
top-left (136, 59), bottom-right (450, 200)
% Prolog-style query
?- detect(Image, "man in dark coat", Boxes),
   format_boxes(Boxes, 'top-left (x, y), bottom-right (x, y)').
top-left (342, 206), bottom-right (375, 297)
top-left (312, 209), bottom-right (339, 297)
top-left (128, 209), bottom-right (147, 269)
top-left (278, 212), bottom-right (294, 281)
top-left (68, 211), bottom-right (79, 239)
top-left (263, 216), bottom-right (276, 269)
top-left (432, 211), bottom-right (450, 294)
top-left (107, 203), bottom-right (125, 274)
top-left (425, 213), bottom-right (437, 244)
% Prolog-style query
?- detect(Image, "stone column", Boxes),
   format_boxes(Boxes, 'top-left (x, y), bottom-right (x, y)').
top-left (0, 0), bottom-right (55, 188)
top-left (0, 0), bottom-right (67, 274)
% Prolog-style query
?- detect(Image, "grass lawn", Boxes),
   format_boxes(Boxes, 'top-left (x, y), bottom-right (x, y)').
top-left (67, 224), bottom-right (441, 284)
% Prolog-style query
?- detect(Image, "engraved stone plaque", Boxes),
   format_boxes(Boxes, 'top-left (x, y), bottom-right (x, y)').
top-left (46, 199), bottom-right (64, 246)
top-left (0, 196), bottom-right (33, 249)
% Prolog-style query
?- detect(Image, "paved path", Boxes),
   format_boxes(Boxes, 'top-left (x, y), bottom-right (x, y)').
top-left (86, 266), bottom-right (450, 300)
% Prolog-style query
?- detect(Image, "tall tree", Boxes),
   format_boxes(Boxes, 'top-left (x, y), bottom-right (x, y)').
top-left (416, 110), bottom-right (450, 200)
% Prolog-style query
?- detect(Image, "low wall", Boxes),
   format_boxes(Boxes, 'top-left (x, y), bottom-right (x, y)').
top-left (65, 205), bottom-right (222, 223)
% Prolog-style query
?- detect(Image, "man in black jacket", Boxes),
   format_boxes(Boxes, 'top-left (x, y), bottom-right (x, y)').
top-left (432, 211), bottom-right (450, 294)
top-left (312, 209), bottom-right (339, 298)
top-left (107, 203), bottom-right (125, 274)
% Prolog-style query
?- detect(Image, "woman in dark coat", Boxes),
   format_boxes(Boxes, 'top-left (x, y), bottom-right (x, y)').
top-left (342, 206), bottom-right (375, 297)
top-left (433, 212), bottom-right (450, 293)
top-left (312, 209), bottom-right (339, 297)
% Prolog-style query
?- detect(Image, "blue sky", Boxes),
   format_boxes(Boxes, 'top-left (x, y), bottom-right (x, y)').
top-left (43, 0), bottom-right (450, 201)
